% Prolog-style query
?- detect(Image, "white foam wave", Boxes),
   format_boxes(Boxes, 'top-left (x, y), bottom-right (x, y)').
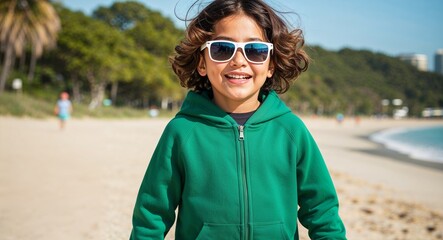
top-left (370, 127), bottom-right (443, 163)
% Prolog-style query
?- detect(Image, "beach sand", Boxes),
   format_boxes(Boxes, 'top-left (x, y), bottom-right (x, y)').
top-left (0, 116), bottom-right (442, 239)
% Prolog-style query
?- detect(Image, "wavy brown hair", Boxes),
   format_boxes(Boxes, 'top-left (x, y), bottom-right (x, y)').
top-left (170, 0), bottom-right (309, 94)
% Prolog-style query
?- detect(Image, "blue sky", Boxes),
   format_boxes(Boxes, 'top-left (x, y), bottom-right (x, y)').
top-left (63, 0), bottom-right (443, 70)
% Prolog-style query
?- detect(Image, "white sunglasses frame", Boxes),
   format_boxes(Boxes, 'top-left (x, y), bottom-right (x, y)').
top-left (200, 40), bottom-right (274, 64)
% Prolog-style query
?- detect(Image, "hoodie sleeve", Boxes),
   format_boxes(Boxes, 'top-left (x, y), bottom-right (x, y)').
top-left (295, 123), bottom-right (347, 239)
top-left (130, 124), bottom-right (183, 240)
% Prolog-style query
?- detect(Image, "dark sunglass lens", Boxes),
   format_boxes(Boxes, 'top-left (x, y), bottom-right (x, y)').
top-left (245, 43), bottom-right (269, 62)
top-left (210, 42), bottom-right (235, 61)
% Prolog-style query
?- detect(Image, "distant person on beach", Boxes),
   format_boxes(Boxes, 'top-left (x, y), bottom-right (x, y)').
top-left (54, 91), bottom-right (72, 130)
top-left (336, 113), bottom-right (344, 124)
top-left (130, 0), bottom-right (346, 239)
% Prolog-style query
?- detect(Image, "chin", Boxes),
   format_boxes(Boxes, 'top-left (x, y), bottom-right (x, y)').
top-left (226, 89), bottom-right (256, 100)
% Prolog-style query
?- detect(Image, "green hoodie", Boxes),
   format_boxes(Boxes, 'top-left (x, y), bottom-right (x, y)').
top-left (131, 90), bottom-right (346, 240)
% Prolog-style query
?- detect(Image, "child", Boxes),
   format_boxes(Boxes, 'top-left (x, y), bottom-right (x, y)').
top-left (130, 0), bottom-right (346, 239)
top-left (54, 91), bottom-right (73, 130)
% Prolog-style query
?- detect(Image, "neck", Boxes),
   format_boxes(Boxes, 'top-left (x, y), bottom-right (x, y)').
top-left (213, 96), bottom-right (261, 113)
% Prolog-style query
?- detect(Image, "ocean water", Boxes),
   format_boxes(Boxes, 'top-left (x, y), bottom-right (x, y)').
top-left (370, 125), bottom-right (443, 163)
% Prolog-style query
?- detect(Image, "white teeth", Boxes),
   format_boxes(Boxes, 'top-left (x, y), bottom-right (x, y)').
top-left (226, 74), bottom-right (250, 79)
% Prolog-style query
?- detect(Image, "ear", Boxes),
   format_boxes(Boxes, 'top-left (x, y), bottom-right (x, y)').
top-left (197, 55), bottom-right (207, 77)
top-left (267, 61), bottom-right (274, 78)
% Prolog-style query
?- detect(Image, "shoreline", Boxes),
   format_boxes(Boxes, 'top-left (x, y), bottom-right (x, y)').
top-left (362, 134), bottom-right (443, 171)
top-left (361, 123), bottom-right (443, 171)
top-left (309, 117), bottom-right (443, 171)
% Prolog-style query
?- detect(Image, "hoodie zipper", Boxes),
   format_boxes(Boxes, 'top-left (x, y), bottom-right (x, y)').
top-left (238, 125), bottom-right (249, 240)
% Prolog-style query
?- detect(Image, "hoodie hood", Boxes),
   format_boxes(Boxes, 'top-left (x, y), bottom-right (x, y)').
top-left (176, 90), bottom-right (292, 126)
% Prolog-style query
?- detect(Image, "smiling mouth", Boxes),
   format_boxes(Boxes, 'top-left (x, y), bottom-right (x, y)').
top-left (225, 74), bottom-right (252, 80)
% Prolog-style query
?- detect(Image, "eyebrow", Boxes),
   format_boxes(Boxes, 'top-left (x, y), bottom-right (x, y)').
top-left (213, 36), bottom-right (265, 42)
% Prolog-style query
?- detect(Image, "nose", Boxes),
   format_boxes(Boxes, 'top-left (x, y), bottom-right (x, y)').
top-left (230, 48), bottom-right (247, 66)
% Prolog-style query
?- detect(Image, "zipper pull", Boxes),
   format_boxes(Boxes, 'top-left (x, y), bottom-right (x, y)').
top-left (238, 125), bottom-right (244, 140)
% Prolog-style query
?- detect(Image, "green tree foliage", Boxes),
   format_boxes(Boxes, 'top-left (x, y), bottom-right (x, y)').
top-left (52, 8), bottom-right (157, 109)
top-left (92, 1), bottom-right (184, 107)
top-left (93, 1), bottom-right (153, 30)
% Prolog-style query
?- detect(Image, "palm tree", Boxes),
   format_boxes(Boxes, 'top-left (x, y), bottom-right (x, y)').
top-left (0, 0), bottom-right (60, 94)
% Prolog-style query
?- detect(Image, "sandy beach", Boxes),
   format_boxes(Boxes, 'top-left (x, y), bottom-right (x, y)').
top-left (1, 116), bottom-right (442, 240)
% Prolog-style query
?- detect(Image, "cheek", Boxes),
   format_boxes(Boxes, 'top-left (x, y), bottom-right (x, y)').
top-left (206, 63), bottom-right (227, 78)
top-left (252, 64), bottom-right (273, 78)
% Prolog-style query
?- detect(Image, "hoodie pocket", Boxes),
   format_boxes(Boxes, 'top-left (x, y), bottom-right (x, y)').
top-left (195, 223), bottom-right (241, 240)
top-left (253, 221), bottom-right (289, 240)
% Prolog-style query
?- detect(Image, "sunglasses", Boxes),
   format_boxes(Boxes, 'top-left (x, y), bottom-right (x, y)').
top-left (200, 40), bottom-right (273, 64)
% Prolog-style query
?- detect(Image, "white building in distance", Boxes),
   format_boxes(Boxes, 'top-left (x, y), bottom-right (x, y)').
top-left (399, 54), bottom-right (428, 72)
top-left (435, 49), bottom-right (443, 75)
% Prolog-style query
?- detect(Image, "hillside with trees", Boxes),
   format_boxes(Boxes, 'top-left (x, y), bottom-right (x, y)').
top-left (1, 1), bottom-right (442, 117)
top-left (285, 47), bottom-right (443, 117)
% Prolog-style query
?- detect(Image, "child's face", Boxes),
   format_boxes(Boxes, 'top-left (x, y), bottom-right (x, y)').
top-left (61, 92), bottom-right (69, 100)
top-left (198, 13), bottom-right (274, 113)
